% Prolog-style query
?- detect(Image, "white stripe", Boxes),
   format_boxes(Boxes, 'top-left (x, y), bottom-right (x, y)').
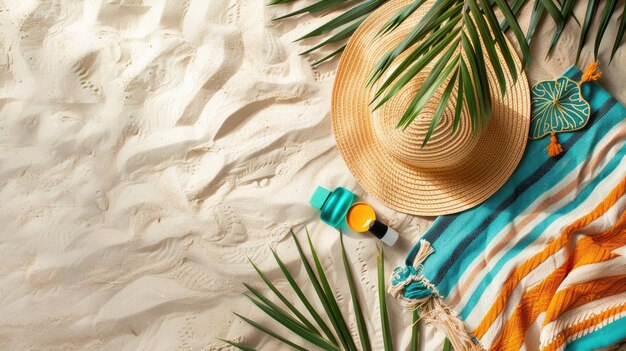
top-left (478, 246), bottom-right (570, 347)
top-left (542, 291), bottom-right (626, 337)
top-left (465, 151), bottom-right (626, 329)
top-left (449, 119), bottom-right (626, 314)
top-left (540, 292), bottom-right (626, 349)
top-left (556, 254), bottom-right (626, 293)
top-left (613, 246), bottom-right (626, 256)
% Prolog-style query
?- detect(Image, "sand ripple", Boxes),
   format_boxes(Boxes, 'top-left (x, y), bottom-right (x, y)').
top-left (1, 0), bottom-right (624, 350)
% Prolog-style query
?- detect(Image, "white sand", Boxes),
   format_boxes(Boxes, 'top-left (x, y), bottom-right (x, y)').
top-left (0, 1), bottom-right (624, 350)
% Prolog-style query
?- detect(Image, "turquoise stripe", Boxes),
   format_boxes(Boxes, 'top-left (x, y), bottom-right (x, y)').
top-left (421, 74), bottom-right (615, 286)
top-left (431, 98), bottom-right (622, 297)
top-left (458, 134), bottom-right (626, 319)
top-left (565, 317), bottom-right (626, 351)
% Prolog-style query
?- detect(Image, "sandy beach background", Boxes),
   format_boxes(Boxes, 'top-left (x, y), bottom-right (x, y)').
top-left (0, 1), bottom-right (625, 350)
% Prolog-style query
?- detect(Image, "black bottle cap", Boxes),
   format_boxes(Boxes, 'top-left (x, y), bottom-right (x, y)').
top-left (368, 220), bottom-right (387, 239)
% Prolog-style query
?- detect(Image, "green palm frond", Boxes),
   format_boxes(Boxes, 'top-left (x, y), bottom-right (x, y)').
top-left (273, 0), bottom-right (346, 21)
top-left (218, 229), bottom-right (426, 350)
top-left (267, 0), bottom-right (299, 5)
top-left (340, 234), bottom-right (372, 351)
top-left (611, 1), bottom-right (626, 63)
top-left (270, 0), bottom-right (626, 146)
top-left (377, 247), bottom-right (393, 350)
top-left (410, 309), bottom-right (420, 351)
top-left (368, 0), bottom-right (532, 144)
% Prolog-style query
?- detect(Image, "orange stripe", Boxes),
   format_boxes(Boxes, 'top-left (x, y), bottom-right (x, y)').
top-left (543, 215), bottom-right (626, 324)
top-left (485, 207), bottom-right (626, 350)
top-left (488, 265), bottom-right (566, 351)
top-left (473, 175), bottom-right (626, 340)
top-left (542, 304), bottom-right (626, 351)
top-left (544, 274), bottom-right (626, 325)
top-left (449, 126), bottom-right (626, 309)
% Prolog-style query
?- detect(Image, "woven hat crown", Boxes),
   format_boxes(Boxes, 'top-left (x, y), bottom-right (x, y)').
top-left (370, 64), bottom-right (480, 169)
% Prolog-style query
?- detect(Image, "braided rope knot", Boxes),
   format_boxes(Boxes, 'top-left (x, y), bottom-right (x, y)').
top-left (388, 240), bottom-right (436, 304)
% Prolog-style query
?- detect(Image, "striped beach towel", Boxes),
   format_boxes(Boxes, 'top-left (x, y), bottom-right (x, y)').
top-left (389, 66), bottom-right (626, 351)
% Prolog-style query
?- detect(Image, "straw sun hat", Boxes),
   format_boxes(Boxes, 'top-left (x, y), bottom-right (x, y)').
top-left (332, 0), bottom-right (531, 216)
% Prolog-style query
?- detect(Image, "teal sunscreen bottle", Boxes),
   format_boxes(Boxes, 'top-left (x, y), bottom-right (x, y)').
top-left (309, 186), bottom-right (398, 246)
top-left (309, 186), bottom-right (355, 231)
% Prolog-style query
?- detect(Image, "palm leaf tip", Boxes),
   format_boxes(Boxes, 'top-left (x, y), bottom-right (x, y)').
top-left (377, 246), bottom-right (393, 351)
top-left (233, 312), bottom-right (309, 351)
top-left (610, 1), bottom-right (626, 62)
top-left (594, 0), bottom-right (619, 59)
top-left (217, 338), bottom-right (258, 351)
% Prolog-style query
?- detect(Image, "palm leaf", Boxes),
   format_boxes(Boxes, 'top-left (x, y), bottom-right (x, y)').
top-left (368, 0), bottom-right (460, 87)
top-left (424, 69), bottom-right (458, 146)
top-left (233, 312), bottom-right (309, 351)
top-left (270, 248), bottom-right (339, 344)
top-left (268, 0), bottom-right (301, 4)
top-left (297, 0), bottom-right (385, 41)
top-left (340, 233), bottom-right (372, 351)
top-left (378, 247), bottom-right (393, 351)
top-left (370, 16), bottom-right (461, 102)
top-left (576, 0), bottom-right (599, 63)
top-left (452, 66), bottom-right (464, 133)
top-left (463, 13), bottom-right (492, 129)
top-left (243, 293), bottom-right (341, 350)
top-left (292, 229), bottom-right (353, 350)
top-left (244, 283), bottom-right (315, 334)
top-left (220, 229), bottom-right (423, 351)
top-left (500, 0), bottom-right (526, 32)
top-left (372, 23), bottom-right (461, 109)
top-left (411, 309), bottom-right (420, 351)
top-left (396, 53), bottom-right (460, 131)
top-left (460, 60), bottom-right (478, 133)
top-left (474, 1), bottom-right (510, 96)
top-left (379, 0), bottom-right (428, 35)
top-left (493, 0), bottom-right (530, 68)
top-left (274, 0), bottom-right (348, 21)
top-left (594, 0), bottom-right (618, 59)
top-left (312, 45), bottom-right (346, 66)
top-left (271, 0), bottom-right (626, 147)
top-left (306, 231), bottom-right (358, 351)
top-left (547, 0), bottom-right (576, 55)
top-left (611, 1), bottom-right (626, 62)
top-left (217, 338), bottom-right (259, 351)
top-left (478, 0), bottom-right (519, 83)
top-left (248, 258), bottom-right (320, 334)
top-left (526, 0), bottom-right (546, 46)
top-left (301, 18), bottom-right (364, 55)
top-left (537, 0), bottom-right (565, 37)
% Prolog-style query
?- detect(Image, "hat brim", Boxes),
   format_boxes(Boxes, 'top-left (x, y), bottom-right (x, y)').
top-left (331, 0), bottom-right (531, 216)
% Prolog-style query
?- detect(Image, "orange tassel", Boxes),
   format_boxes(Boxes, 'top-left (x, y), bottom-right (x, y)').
top-left (581, 61), bottom-right (602, 83)
top-left (547, 132), bottom-right (563, 157)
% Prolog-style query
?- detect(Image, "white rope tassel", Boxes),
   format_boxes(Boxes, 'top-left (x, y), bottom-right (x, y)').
top-left (388, 239), bottom-right (484, 351)
top-left (412, 239), bottom-right (435, 269)
top-left (421, 298), bottom-right (485, 351)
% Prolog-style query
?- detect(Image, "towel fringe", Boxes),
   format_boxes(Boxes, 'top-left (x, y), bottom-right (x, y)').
top-left (421, 298), bottom-right (485, 351)
top-left (388, 239), bottom-right (484, 351)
